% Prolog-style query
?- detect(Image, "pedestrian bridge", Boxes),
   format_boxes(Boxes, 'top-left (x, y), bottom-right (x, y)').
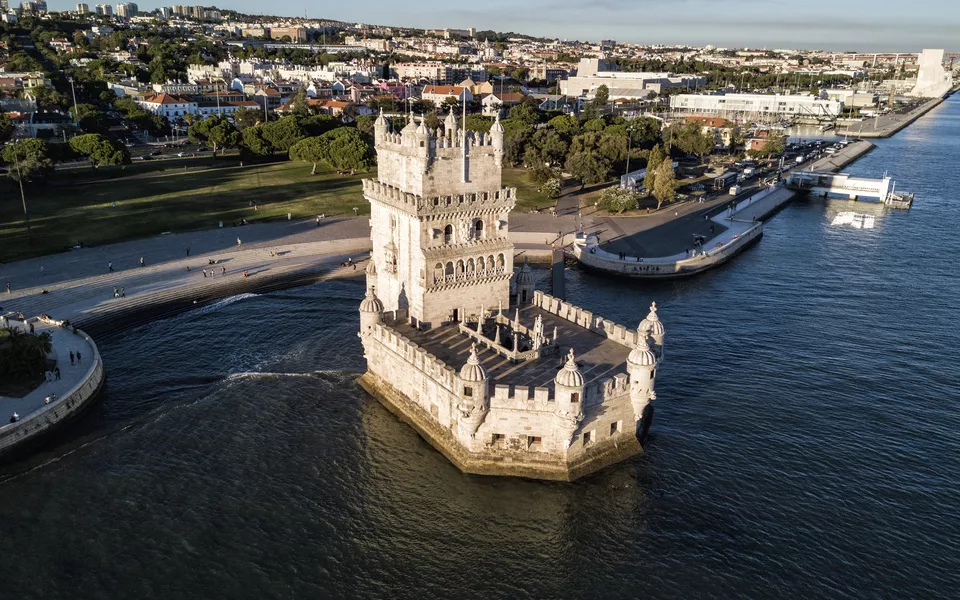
top-left (786, 171), bottom-right (892, 200)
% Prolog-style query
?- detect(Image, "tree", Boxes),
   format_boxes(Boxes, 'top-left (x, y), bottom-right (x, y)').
top-left (583, 118), bottom-right (606, 132)
top-left (189, 116), bottom-right (241, 155)
top-left (241, 125), bottom-right (272, 156)
top-left (565, 151), bottom-right (607, 189)
top-left (69, 134), bottom-right (130, 171)
top-left (541, 177), bottom-right (562, 199)
top-left (261, 116), bottom-right (305, 152)
top-left (0, 113), bottom-right (13, 143)
top-left (289, 136), bottom-right (329, 175)
top-left (625, 117), bottom-right (662, 148)
top-left (592, 84), bottom-right (609, 107)
top-left (644, 144), bottom-right (666, 191)
top-left (653, 158), bottom-right (676, 209)
top-left (464, 114), bottom-right (493, 133)
top-left (232, 107), bottom-right (262, 131)
top-left (548, 114), bottom-right (579, 137)
top-left (300, 114), bottom-right (339, 137)
top-left (2, 139), bottom-right (53, 182)
top-left (507, 102), bottom-right (539, 126)
top-left (341, 102), bottom-right (357, 122)
top-left (290, 88), bottom-right (310, 118)
top-left (321, 127), bottom-right (374, 173)
top-left (0, 329), bottom-right (53, 382)
top-left (598, 187), bottom-right (638, 214)
top-left (528, 129), bottom-right (568, 166)
top-left (71, 104), bottom-right (108, 133)
top-left (355, 115), bottom-right (376, 137)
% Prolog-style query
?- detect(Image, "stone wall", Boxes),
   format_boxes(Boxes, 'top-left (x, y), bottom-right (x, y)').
top-left (532, 290), bottom-right (640, 349)
top-left (0, 329), bottom-right (105, 457)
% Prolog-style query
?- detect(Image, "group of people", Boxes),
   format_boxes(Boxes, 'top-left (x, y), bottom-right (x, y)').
top-left (112, 286), bottom-right (126, 298)
top-left (202, 267), bottom-right (227, 278)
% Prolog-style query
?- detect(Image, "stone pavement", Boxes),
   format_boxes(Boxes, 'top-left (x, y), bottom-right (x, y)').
top-left (0, 320), bottom-right (94, 421)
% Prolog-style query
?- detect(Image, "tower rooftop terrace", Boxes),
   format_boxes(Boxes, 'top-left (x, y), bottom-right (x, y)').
top-left (387, 304), bottom-right (632, 389)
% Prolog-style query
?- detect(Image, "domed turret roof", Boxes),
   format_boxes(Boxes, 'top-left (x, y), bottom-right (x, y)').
top-left (365, 260), bottom-right (377, 276)
top-left (401, 113), bottom-right (417, 134)
top-left (638, 301), bottom-right (665, 336)
top-left (415, 114), bottom-right (430, 137)
top-left (460, 344), bottom-right (487, 382)
top-left (491, 112), bottom-right (504, 134)
top-left (555, 348), bottom-right (584, 388)
top-left (444, 106), bottom-right (458, 131)
top-left (375, 107), bottom-right (389, 129)
top-left (359, 287), bottom-right (384, 314)
top-left (516, 258), bottom-right (533, 285)
top-left (628, 331), bottom-right (657, 366)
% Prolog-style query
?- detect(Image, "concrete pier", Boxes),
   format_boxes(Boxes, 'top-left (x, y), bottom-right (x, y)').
top-left (837, 96), bottom-right (947, 139)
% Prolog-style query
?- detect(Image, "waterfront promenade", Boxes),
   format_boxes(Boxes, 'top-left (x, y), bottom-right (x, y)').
top-left (838, 95), bottom-right (948, 138)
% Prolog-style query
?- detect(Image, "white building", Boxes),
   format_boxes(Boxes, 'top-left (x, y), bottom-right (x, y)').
top-left (560, 57), bottom-right (705, 98)
top-left (356, 111), bottom-right (666, 481)
top-left (95, 3), bottom-right (111, 15)
top-left (136, 93), bottom-right (197, 119)
top-left (670, 92), bottom-right (843, 119)
top-left (421, 85), bottom-right (472, 107)
top-left (75, 3), bottom-right (89, 12)
top-left (115, 2), bottom-right (137, 17)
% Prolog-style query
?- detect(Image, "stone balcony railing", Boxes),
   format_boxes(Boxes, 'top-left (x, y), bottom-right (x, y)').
top-left (430, 267), bottom-right (506, 288)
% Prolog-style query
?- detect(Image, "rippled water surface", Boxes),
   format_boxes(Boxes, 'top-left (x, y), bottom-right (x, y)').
top-left (2, 97), bottom-right (959, 599)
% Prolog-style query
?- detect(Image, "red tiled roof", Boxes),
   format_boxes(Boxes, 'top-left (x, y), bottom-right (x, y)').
top-left (422, 85), bottom-right (466, 95)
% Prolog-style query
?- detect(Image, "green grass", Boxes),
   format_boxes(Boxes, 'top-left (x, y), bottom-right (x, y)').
top-left (502, 167), bottom-right (559, 213)
top-left (0, 160), bottom-right (370, 263)
top-left (1, 162), bottom-right (565, 263)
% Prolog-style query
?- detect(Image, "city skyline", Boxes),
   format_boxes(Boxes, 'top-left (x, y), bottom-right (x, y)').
top-left (38, 0), bottom-right (959, 52)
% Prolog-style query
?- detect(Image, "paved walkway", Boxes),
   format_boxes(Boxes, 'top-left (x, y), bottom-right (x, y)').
top-left (0, 319), bottom-right (94, 421)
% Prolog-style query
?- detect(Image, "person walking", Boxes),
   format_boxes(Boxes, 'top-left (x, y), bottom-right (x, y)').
top-left (120, 287), bottom-right (125, 298)
top-left (55, 367), bottom-right (61, 380)
top-left (70, 351), bottom-right (75, 365)
top-left (221, 266), bottom-right (226, 276)
top-left (140, 257), bottom-right (145, 268)
top-left (202, 269), bottom-right (208, 278)
top-left (237, 237), bottom-right (242, 247)
top-left (186, 247), bottom-right (191, 256)
top-left (108, 261), bottom-right (114, 272)
top-left (5, 281), bottom-right (10, 295)
top-left (113, 286), bottom-right (119, 298)
top-left (76, 351), bottom-right (82, 364)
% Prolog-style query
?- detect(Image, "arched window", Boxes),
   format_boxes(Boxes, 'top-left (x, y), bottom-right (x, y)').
top-left (497, 254), bottom-right (505, 270)
top-left (456, 260), bottom-right (465, 274)
top-left (444, 224), bottom-right (453, 244)
top-left (445, 262), bottom-right (454, 276)
top-left (477, 257), bottom-right (485, 273)
top-left (466, 258), bottom-right (475, 274)
top-left (474, 219), bottom-right (484, 239)
top-left (487, 256), bottom-right (495, 272)
top-left (434, 263), bottom-right (443, 281)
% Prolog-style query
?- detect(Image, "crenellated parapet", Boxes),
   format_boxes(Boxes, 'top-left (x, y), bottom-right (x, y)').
top-left (362, 179), bottom-right (516, 217)
top-left (531, 291), bottom-right (643, 350)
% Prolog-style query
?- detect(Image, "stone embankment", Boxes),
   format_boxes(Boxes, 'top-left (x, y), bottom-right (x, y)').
top-left (808, 140), bottom-right (875, 173)
top-left (838, 96), bottom-right (946, 139)
top-left (572, 184), bottom-right (796, 279)
top-left (0, 320), bottom-right (104, 459)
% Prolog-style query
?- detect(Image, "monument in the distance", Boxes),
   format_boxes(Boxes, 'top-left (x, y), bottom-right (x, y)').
top-left (357, 109), bottom-right (665, 481)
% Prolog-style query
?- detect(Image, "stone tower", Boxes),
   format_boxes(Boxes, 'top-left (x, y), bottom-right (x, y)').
top-left (363, 109), bottom-right (515, 327)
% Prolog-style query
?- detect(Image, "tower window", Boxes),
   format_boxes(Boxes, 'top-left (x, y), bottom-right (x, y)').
top-left (610, 421), bottom-right (621, 435)
top-left (527, 436), bottom-right (542, 449)
top-left (444, 224), bottom-right (453, 244)
top-left (463, 387), bottom-right (473, 397)
top-left (583, 431), bottom-right (593, 446)
top-left (474, 219), bottom-right (484, 239)
top-left (570, 392), bottom-right (580, 403)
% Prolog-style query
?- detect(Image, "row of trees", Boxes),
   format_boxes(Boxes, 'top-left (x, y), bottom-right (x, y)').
top-left (1, 134), bottom-right (131, 181)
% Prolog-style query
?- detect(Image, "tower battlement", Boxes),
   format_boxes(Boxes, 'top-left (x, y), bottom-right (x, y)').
top-left (372, 110), bottom-right (505, 198)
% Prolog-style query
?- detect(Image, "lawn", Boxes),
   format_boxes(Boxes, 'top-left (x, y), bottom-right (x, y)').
top-left (1, 162), bottom-right (564, 263)
top-left (502, 167), bottom-right (560, 213)
top-left (0, 160), bottom-right (369, 263)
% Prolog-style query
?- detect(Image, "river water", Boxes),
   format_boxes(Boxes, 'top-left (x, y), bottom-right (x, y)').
top-left (2, 97), bottom-right (958, 599)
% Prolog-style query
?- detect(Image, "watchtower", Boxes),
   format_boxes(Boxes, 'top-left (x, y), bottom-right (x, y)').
top-left (363, 109), bottom-right (516, 327)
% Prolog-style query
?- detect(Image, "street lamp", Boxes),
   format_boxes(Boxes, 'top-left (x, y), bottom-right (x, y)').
top-left (68, 77), bottom-right (79, 126)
